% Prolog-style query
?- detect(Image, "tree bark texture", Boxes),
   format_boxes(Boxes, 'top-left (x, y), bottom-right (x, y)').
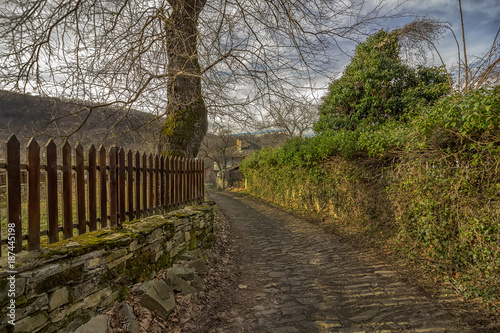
top-left (162, 0), bottom-right (208, 158)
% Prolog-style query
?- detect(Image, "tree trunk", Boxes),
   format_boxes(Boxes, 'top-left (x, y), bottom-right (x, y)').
top-left (162, 0), bottom-right (208, 158)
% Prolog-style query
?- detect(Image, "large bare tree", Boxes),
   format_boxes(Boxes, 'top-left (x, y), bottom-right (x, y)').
top-left (0, 0), bottom-right (403, 157)
top-left (261, 98), bottom-right (318, 138)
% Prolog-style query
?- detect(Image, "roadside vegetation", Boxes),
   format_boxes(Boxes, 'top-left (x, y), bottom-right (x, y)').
top-left (241, 29), bottom-right (500, 310)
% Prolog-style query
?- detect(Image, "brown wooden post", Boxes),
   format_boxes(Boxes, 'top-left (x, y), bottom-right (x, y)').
top-left (76, 143), bottom-right (86, 235)
top-left (88, 145), bottom-right (97, 231)
top-left (193, 160), bottom-right (197, 203)
top-left (179, 157), bottom-right (184, 207)
top-left (178, 157), bottom-right (182, 208)
top-left (179, 158), bottom-right (183, 206)
top-left (170, 157), bottom-right (175, 210)
top-left (196, 160), bottom-right (200, 203)
top-left (193, 159), bottom-right (197, 203)
top-left (170, 157), bottom-right (175, 209)
top-left (46, 139), bottom-right (59, 242)
top-left (174, 157), bottom-right (180, 209)
top-left (183, 158), bottom-right (187, 205)
top-left (186, 158), bottom-right (191, 204)
top-left (109, 147), bottom-right (117, 227)
top-left (62, 141), bottom-right (73, 239)
top-left (154, 154), bottom-right (159, 214)
top-left (127, 150), bottom-right (134, 221)
top-left (198, 160), bottom-right (202, 203)
top-left (6, 135), bottom-right (22, 253)
top-left (160, 156), bottom-right (165, 213)
top-left (118, 148), bottom-right (126, 226)
top-left (201, 160), bottom-right (205, 202)
top-left (98, 145), bottom-right (108, 227)
top-left (165, 157), bottom-right (171, 212)
top-left (148, 154), bottom-right (154, 214)
top-left (135, 151), bottom-right (141, 218)
top-left (189, 159), bottom-right (194, 203)
top-left (142, 153), bottom-right (147, 217)
top-left (198, 160), bottom-right (201, 203)
top-left (185, 158), bottom-right (189, 205)
top-left (27, 138), bottom-right (40, 250)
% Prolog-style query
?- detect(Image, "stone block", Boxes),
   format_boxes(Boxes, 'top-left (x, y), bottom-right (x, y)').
top-left (168, 276), bottom-right (197, 294)
top-left (149, 229), bottom-right (164, 243)
top-left (74, 314), bottom-right (109, 333)
top-left (186, 259), bottom-right (206, 274)
top-left (136, 280), bottom-right (175, 319)
top-left (117, 302), bottom-right (140, 333)
top-left (17, 293), bottom-right (49, 320)
top-left (108, 248), bottom-right (128, 262)
top-left (154, 250), bottom-right (164, 261)
top-left (170, 246), bottom-right (179, 258)
top-left (108, 252), bottom-right (133, 269)
top-left (49, 301), bottom-right (85, 323)
top-left (147, 240), bottom-right (162, 254)
top-left (14, 311), bottom-right (49, 332)
top-left (83, 287), bottom-right (112, 309)
top-left (129, 240), bottom-right (143, 252)
top-left (29, 263), bottom-right (71, 283)
top-left (70, 272), bottom-right (104, 302)
top-left (167, 266), bottom-right (196, 281)
top-left (86, 256), bottom-right (108, 270)
top-left (48, 287), bottom-right (69, 311)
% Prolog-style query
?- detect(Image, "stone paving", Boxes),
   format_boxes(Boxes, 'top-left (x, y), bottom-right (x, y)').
top-left (208, 190), bottom-right (472, 333)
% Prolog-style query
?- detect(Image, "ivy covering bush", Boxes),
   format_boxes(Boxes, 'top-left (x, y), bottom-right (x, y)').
top-left (314, 30), bottom-right (449, 132)
top-left (241, 86), bottom-right (500, 308)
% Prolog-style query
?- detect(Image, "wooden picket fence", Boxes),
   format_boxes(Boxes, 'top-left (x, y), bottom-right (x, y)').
top-left (0, 135), bottom-right (204, 256)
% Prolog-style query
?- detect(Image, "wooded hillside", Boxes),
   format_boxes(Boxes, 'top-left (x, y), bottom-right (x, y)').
top-left (0, 90), bottom-right (161, 153)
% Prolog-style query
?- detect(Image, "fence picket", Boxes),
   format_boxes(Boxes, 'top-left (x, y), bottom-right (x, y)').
top-left (99, 145), bottom-right (107, 228)
top-left (46, 139), bottom-right (59, 242)
top-left (155, 154), bottom-right (159, 214)
top-left (164, 157), bottom-right (170, 213)
top-left (148, 154), bottom-right (153, 215)
top-left (142, 153), bottom-right (147, 217)
top-left (109, 147), bottom-right (117, 227)
top-left (175, 157), bottom-right (180, 209)
top-left (27, 139), bottom-right (40, 250)
top-left (183, 158), bottom-right (187, 205)
top-left (201, 160), bottom-right (204, 202)
top-left (76, 143), bottom-right (86, 235)
top-left (88, 145), bottom-right (97, 231)
top-left (62, 141), bottom-right (73, 239)
top-left (6, 135), bottom-right (21, 253)
top-left (169, 157), bottom-right (174, 211)
top-left (160, 156), bottom-right (165, 213)
top-left (127, 150), bottom-right (133, 221)
top-left (135, 151), bottom-right (141, 219)
top-left (118, 148), bottom-right (126, 226)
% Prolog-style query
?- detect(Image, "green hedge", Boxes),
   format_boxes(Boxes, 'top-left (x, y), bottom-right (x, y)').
top-left (241, 87), bottom-right (500, 307)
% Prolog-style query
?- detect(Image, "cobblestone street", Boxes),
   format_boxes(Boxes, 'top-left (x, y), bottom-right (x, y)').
top-left (205, 190), bottom-right (475, 333)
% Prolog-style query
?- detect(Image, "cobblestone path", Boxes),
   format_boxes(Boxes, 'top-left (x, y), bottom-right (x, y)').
top-left (207, 190), bottom-right (473, 333)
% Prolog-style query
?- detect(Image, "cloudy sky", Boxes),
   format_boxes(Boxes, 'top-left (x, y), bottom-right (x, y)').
top-left (395, 0), bottom-right (499, 64)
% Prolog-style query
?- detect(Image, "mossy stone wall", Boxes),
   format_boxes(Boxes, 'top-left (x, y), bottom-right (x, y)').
top-left (0, 202), bottom-right (215, 333)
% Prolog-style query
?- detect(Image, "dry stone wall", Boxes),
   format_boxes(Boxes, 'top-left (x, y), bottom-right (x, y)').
top-left (0, 202), bottom-right (215, 333)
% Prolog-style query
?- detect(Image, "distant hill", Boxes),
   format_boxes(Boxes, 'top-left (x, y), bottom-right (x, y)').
top-left (0, 90), bottom-right (162, 155)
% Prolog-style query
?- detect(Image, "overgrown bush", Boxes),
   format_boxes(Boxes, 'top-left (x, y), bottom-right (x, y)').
top-left (314, 30), bottom-right (449, 132)
top-left (241, 87), bottom-right (500, 308)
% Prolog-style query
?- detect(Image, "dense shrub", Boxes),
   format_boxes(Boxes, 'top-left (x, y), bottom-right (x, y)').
top-left (241, 87), bottom-right (500, 308)
top-left (314, 30), bottom-right (449, 132)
